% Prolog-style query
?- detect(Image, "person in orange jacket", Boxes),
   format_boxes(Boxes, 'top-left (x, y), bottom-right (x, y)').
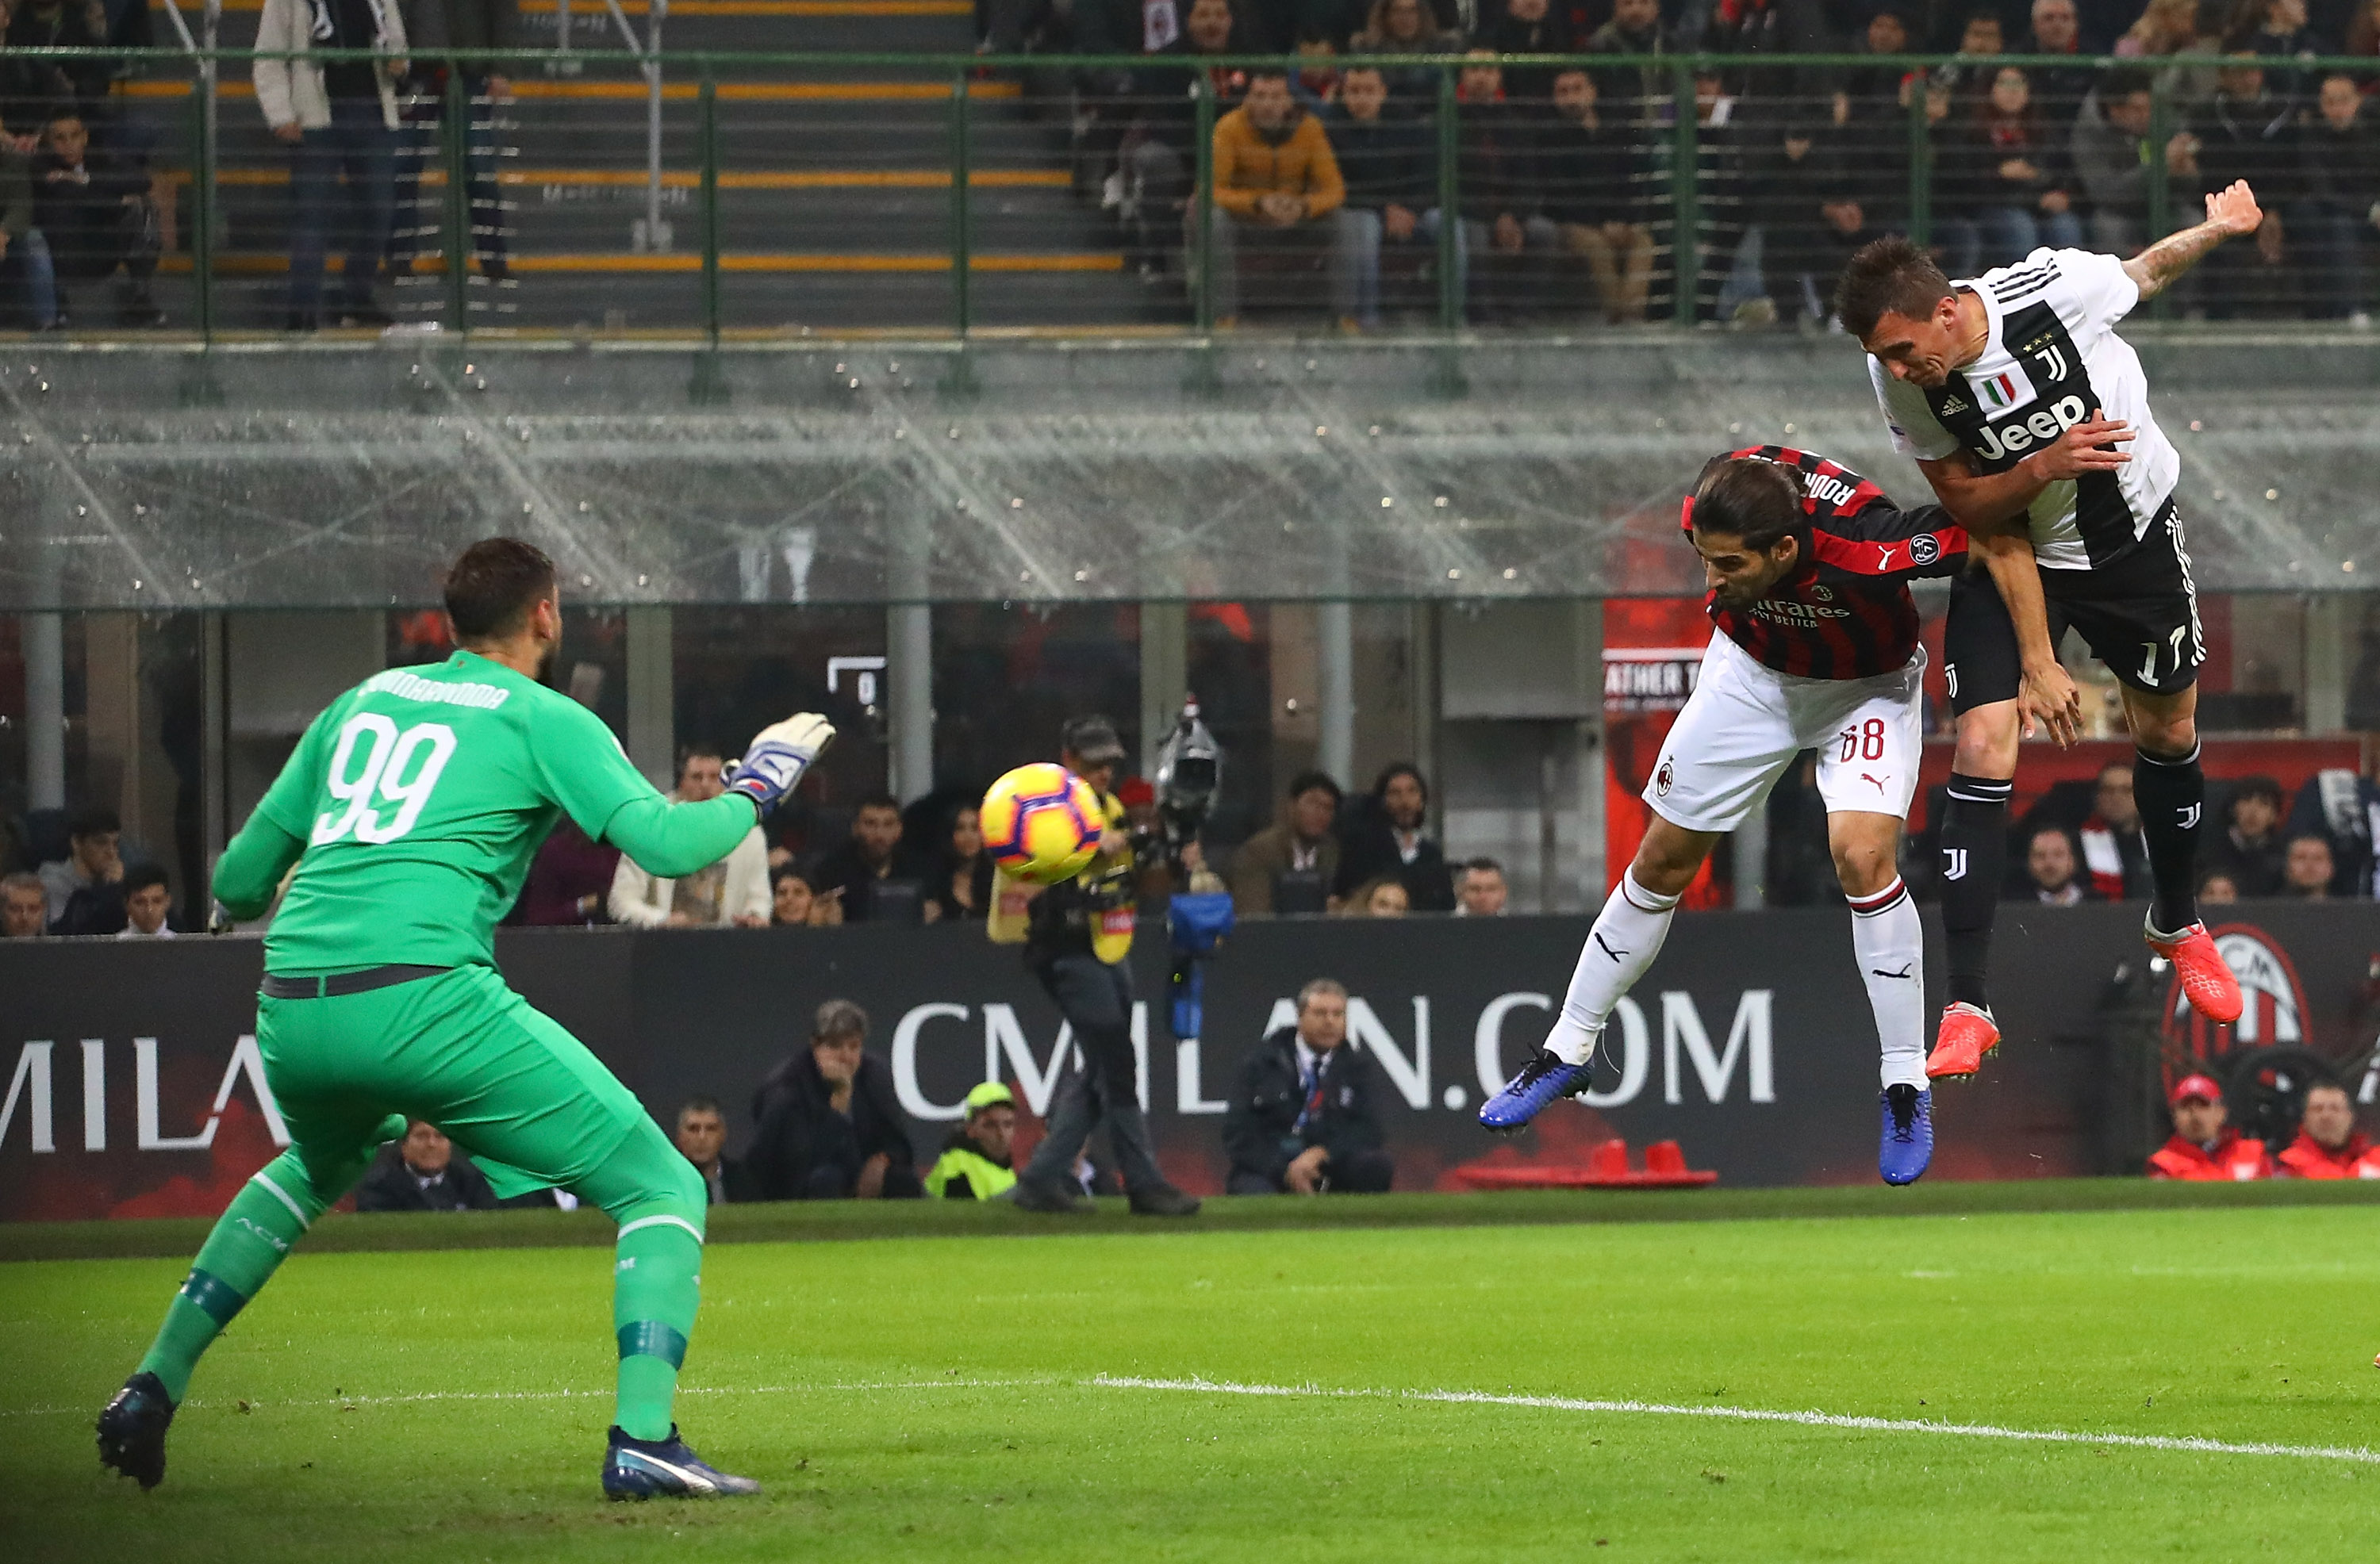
top-left (1199, 68), bottom-right (1349, 324)
top-left (2148, 1072), bottom-right (2274, 1181)
top-left (2277, 1080), bottom-right (2380, 1179)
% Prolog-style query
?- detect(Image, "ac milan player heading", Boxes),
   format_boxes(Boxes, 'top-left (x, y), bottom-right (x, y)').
top-left (1837, 187), bottom-right (2259, 1085)
top-left (1480, 447), bottom-right (1971, 1185)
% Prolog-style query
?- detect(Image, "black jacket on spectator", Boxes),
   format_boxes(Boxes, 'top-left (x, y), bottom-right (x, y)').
top-left (49, 879), bottom-right (126, 936)
top-left (2289, 769), bottom-right (2380, 899)
top-left (1223, 1025), bottom-right (1391, 1190)
top-left (2013, 44), bottom-right (2101, 141)
top-left (1583, 16), bottom-right (1678, 124)
top-left (354, 1144), bottom-right (500, 1212)
top-left (4, 0), bottom-right (111, 123)
top-left (2182, 89), bottom-right (2296, 203)
top-left (2297, 105), bottom-right (2380, 212)
top-left (1477, 9), bottom-right (1573, 101)
top-left (1333, 815), bottom-right (1454, 910)
top-left (1322, 103), bottom-right (1435, 210)
top-left (32, 146), bottom-right (149, 281)
top-left (1454, 97), bottom-right (1538, 224)
top-left (2203, 826), bottom-right (2287, 898)
top-left (1129, 36), bottom-right (1247, 159)
top-left (744, 1050), bottom-right (917, 1201)
top-left (1530, 105), bottom-right (1644, 226)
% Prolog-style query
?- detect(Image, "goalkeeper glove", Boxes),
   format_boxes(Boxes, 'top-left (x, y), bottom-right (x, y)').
top-left (727, 713), bottom-right (835, 814)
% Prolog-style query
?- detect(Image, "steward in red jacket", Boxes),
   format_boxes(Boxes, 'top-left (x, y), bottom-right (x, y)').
top-left (2276, 1082), bottom-right (2380, 1179)
top-left (2148, 1073), bottom-right (2274, 1181)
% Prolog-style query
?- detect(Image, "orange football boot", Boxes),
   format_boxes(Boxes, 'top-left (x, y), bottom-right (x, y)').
top-left (1926, 1002), bottom-right (2001, 1080)
top-left (2144, 918), bottom-right (2244, 1025)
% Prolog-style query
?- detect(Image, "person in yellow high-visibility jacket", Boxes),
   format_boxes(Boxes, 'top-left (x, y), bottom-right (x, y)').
top-left (925, 1082), bottom-right (1020, 1200)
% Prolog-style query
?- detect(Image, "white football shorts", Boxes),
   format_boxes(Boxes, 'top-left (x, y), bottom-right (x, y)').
top-left (1643, 630), bottom-right (1925, 834)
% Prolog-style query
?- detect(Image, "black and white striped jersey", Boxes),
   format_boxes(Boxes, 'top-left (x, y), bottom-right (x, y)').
top-left (1870, 247), bottom-right (2181, 573)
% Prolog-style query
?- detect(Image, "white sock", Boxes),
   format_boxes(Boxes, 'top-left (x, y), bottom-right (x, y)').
top-left (1849, 877), bottom-right (1928, 1090)
top-left (1546, 869), bottom-right (1680, 1065)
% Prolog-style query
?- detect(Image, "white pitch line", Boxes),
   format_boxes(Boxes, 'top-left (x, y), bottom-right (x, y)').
top-left (1088, 1375), bottom-right (2380, 1467)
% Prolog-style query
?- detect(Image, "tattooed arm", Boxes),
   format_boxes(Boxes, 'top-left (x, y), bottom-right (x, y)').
top-left (2123, 180), bottom-right (2263, 301)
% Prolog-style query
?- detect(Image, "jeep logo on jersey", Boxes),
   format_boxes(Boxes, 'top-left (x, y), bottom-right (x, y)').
top-left (2163, 923), bottom-right (2309, 1069)
top-left (1972, 395), bottom-right (2087, 463)
top-left (1804, 473), bottom-right (1857, 509)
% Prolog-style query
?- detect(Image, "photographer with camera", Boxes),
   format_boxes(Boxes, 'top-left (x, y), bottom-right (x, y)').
top-left (1006, 716), bottom-right (1202, 1217)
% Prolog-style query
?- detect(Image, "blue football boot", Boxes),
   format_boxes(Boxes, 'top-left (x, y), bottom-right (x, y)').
top-left (97, 1371), bottom-right (175, 1490)
top-left (1480, 1045), bottom-right (1598, 1132)
top-left (1879, 1083), bottom-right (1933, 1186)
top-left (603, 1425), bottom-right (761, 1500)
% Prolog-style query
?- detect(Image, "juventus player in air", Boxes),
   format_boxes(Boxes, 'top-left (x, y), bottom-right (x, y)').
top-left (1834, 182), bottom-right (2259, 1082)
top-left (1481, 448), bottom-right (1975, 1184)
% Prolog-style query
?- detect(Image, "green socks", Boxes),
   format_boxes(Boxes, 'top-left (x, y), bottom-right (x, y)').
top-left (611, 1213), bottom-right (704, 1440)
top-left (136, 1161), bottom-right (318, 1402)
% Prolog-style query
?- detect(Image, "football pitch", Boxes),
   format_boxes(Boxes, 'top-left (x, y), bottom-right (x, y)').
top-left (6, 1190), bottom-right (2377, 1562)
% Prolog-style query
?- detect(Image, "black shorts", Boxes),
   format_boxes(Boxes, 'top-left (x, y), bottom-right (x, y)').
top-left (1943, 502), bottom-right (2205, 715)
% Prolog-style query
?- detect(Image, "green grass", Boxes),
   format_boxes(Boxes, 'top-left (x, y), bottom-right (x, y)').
top-left (7, 1204), bottom-right (2378, 1562)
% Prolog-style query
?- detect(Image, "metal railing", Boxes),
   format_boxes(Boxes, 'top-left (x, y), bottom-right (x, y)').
top-left (6, 46), bottom-right (2374, 343)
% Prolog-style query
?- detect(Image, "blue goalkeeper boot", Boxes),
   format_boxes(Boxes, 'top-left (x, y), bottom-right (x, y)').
top-left (603, 1425), bottom-right (761, 1500)
top-left (97, 1371), bottom-right (175, 1489)
top-left (1480, 1046), bottom-right (1598, 1132)
top-left (1879, 1084), bottom-right (1933, 1186)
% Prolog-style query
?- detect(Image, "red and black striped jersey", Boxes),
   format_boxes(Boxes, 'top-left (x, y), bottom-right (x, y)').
top-left (1687, 446), bottom-right (1968, 680)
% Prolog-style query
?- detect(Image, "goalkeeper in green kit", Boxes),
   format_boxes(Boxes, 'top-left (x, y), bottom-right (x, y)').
top-left (97, 539), bottom-right (832, 1501)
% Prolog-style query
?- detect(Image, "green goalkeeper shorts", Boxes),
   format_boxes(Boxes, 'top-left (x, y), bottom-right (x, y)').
top-left (257, 963), bottom-right (651, 1202)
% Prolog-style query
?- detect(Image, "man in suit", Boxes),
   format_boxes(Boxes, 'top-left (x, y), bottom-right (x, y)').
top-left (1223, 978), bottom-right (1395, 1194)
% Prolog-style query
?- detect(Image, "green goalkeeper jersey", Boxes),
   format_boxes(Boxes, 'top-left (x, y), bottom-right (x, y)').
top-left (217, 650), bottom-right (758, 975)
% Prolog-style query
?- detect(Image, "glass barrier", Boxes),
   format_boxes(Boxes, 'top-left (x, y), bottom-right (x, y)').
top-left (6, 46), bottom-right (2377, 339)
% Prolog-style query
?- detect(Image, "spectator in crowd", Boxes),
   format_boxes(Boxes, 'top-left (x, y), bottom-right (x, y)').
top-left (923, 803), bottom-right (995, 922)
top-left (1339, 875), bottom-right (1412, 915)
top-left (1585, 0), bottom-right (1679, 126)
top-left (2118, 0), bottom-right (2203, 57)
top-left (2169, 55), bottom-right (2294, 312)
top-left (2351, 0), bottom-right (2380, 58)
top-left (1950, 67), bottom-right (2087, 266)
top-left (516, 816), bottom-right (619, 926)
top-left (2, 871), bottom-right (47, 937)
top-left (2077, 762), bottom-right (2154, 900)
top-left (30, 108), bottom-right (162, 328)
top-left (2276, 1079), bottom-right (2380, 1177)
top-left (673, 1097), bottom-right (747, 1206)
top-left (1843, 9), bottom-right (1916, 117)
top-left (2293, 73), bottom-right (2380, 323)
top-left (1933, 9), bottom-right (2010, 102)
top-left (40, 803), bottom-right (123, 932)
top-left (2282, 833), bottom-right (2336, 899)
top-left (6, 0), bottom-right (111, 115)
top-left (924, 1081), bottom-right (1021, 1199)
top-left (117, 864), bottom-right (175, 938)
top-left (0, 130), bottom-right (56, 330)
top-left (2071, 69), bottom-right (2165, 253)
top-left (1335, 761), bottom-right (1453, 910)
top-left (2198, 869), bottom-right (2241, 903)
top-left (2149, 1072), bottom-right (2274, 1179)
top-left (2017, 0), bottom-right (2099, 142)
top-left (1698, 0), bottom-right (1794, 56)
top-left (2205, 775), bottom-right (2287, 895)
top-left (1537, 68), bottom-right (1654, 324)
top-left (1115, 0), bottom-right (1246, 275)
top-left (1752, 90), bottom-right (1873, 327)
top-left (1323, 66), bottom-right (1446, 332)
top-left (771, 864), bottom-right (835, 926)
top-left (1230, 769), bottom-right (1343, 915)
top-left (1684, 66), bottom-right (1752, 322)
top-left (1223, 978), bottom-right (1395, 1194)
top-left (390, 0), bottom-right (515, 286)
top-left (608, 746), bottom-right (771, 927)
top-left (255, 0), bottom-right (408, 332)
top-left (1478, 0), bottom-right (1572, 102)
top-left (2240, 0), bottom-right (2319, 106)
top-left (808, 795), bottom-right (915, 922)
top-left (1454, 53), bottom-right (1549, 320)
top-left (355, 1120), bottom-right (500, 1211)
top-left (1455, 857), bottom-right (1508, 915)
top-left (1290, 25), bottom-right (1342, 111)
top-left (744, 1000), bottom-right (921, 1201)
top-left (2017, 825), bottom-right (2088, 904)
top-left (1200, 67), bottom-right (1348, 326)
top-left (1346, 0), bottom-right (1460, 100)
top-left (2286, 754), bottom-right (2380, 897)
